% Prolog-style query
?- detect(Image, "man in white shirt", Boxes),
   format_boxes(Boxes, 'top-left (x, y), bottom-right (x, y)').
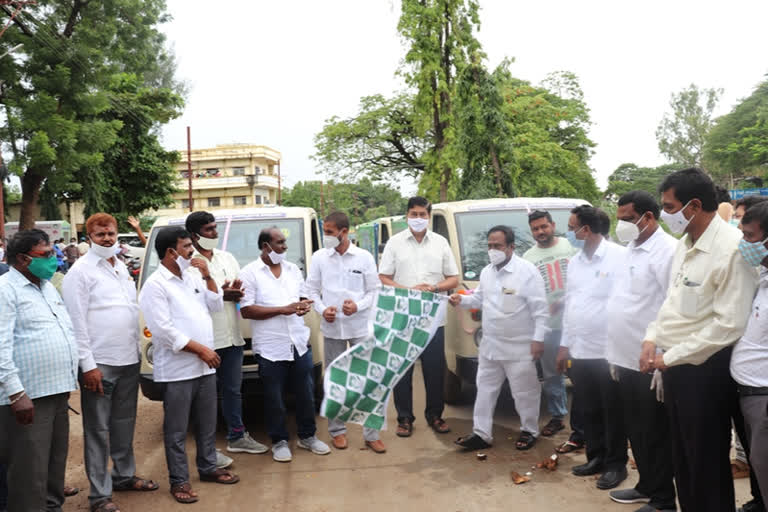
top-left (139, 227), bottom-right (239, 504)
top-left (305, 212), bottom-right (385, 453)
top-left (603, 193), bottom-right (677, 511)
top-left (450, 226), bottom-right (549, 451)
top-left (62, 213), bottom-right (158, 511)
top-left (379, 196), bottom-right (459, 437)
top-left (556, 205), bottom-right (629, 491)
top-left (640, 168), bottom-right (758, 512)
top-left (732, 200), bottom-right (768, 508)
top-left (185, 211), bottom-right (268, 456)
top-left (239, 227), bottom-right (331, 463)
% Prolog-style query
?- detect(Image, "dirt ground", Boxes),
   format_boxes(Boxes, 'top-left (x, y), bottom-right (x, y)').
top-left (61, 364), bottom-right (751, 512)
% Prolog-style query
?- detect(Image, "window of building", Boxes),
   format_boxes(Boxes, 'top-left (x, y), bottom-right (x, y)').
top-left (232, 167), bottom-right (245, 176)
top-left (233, 196), bottom-right (247, 205)
top-left (181, 199), bottom-right (191, 209)
top-left (205, 168), bottom-right (220, 177)
top-left (254, 166), bottom-right (262, 175)
top-left (254, 195), bottom-right (262, 205)
top-left (208, 197), bottom-right (221, 207)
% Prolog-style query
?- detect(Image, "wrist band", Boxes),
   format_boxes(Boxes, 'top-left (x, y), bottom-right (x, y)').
top-left (9, 390), bottom-right (25, 405)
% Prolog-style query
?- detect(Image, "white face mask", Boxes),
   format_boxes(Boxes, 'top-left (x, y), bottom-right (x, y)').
top-left (407, 217), bottom-right (429, 233)
top-left (323, 235), bottom-right (341, 250)
top-left (90, 242), bottom-right (116, 260)
top-left (660, 201), bottom-right (694, 235)
top-left (488, 249), bottom-right (508, 266)
top-left (615, 217), bottom-right (647, 244)
top-left (175, 252), bottom-right (192, 272)
top-left (197, 235), bottom-right (218, 251)
top-left (268, 249), bottom-right (286, 265)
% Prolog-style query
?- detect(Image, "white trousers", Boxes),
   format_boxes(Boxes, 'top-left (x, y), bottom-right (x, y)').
top-left (472, 355), bottom-right (541, 443)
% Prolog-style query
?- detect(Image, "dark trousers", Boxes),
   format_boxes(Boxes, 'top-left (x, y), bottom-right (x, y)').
top-left (0, 463), bottom-right (6, 511)
top-left (570, 358), bottom-right (627, 471)
top-left (733, 391), bottom-right (766, 508)
top-left (258, 347), bottom-right (317, 443)
top-left (394, 326), bottom-right (445, 424)
top-left (162, 375), bottom-right (217, 486)
top-left (618, 367), bottom-right (676, 509)
top-left (567, 366), bottom-right (586, 443)
top-left (664, 346), bottom-right (735, 512)
top-left (216, 345), bottom-right (245, 441)
top-left (0, 393), bottom-right (69, 512)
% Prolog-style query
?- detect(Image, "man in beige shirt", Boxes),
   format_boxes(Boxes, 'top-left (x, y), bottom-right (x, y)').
top-left (379, 196), bottom-right (459, 438)
top-left (640, 168), bottom-right (758, 512)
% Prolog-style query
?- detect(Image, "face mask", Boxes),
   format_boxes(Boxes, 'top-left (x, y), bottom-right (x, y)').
top-left (660, 201), bottom-right (694, 235)
top-left (27, 255), bottom-right (58, 281)
top-left (488, 249), bottom-right (508, 266)
top-left (739, 238), bottom-right (768, 267)
top-left (730, 219), bottom-right (740, 227)
top-left (323, 235), bottom-right (341, 250)
top-left (615, 217), bottom-right (647, 244)
top-left (175, 252), bottom-right (191, 272)
top-left (565, 227), bottom-right (585, 249)
top-left (407, 217), bottom-right (429, 233)
top-left (90, 242), bottom-right (116, 260)
top-left (197, 236), bottom-right (218, 251)
top-left (268, 249), bottom-right (286, 265)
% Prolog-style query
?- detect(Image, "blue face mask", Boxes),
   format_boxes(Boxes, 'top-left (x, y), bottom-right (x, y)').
top-left (566, 227), bottom-right (585, 249)
top-left (738, 237), bottom-right (768, 267)
top-left (730, 218), bottom-right (740, 227)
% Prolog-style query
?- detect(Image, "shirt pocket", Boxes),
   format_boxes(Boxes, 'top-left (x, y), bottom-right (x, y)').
top-left (500, 290), bottom-right (526, 314)
top-left (679, 285), bottom-right (700, 317)
top-left (344, 270), bottom-right (365, 292)
top-left (592, 272), bottom-right (614, 298)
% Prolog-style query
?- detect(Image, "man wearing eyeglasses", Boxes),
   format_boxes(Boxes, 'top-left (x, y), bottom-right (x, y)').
top-left (0, 229), bottom-right (79, 512)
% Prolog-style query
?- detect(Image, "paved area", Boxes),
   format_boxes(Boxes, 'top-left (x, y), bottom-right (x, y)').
top-left (61, 364), bottom-right (751, 511)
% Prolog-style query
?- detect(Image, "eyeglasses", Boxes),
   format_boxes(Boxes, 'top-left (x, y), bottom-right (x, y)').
top-left (26, 250), bottom-right (54, 258)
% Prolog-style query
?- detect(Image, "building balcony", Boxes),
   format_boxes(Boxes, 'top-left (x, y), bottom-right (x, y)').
top-left (175, 173), bottom-right (280, 191)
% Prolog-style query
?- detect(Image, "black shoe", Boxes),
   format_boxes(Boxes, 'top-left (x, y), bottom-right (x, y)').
top-left (572, 458), bottom-right (604, 476)
top-left (739, 499), bottom-right (767, 512)
top-left (454, 433), bottom-right (491, 451)
top-left (609, 488), bottom-right (649, 504)
top-left (596, 467), bottom-right (629, 490)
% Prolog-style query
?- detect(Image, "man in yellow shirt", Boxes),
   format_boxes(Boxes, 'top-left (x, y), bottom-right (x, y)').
top-left (640, 168), bottom-right (757, 512)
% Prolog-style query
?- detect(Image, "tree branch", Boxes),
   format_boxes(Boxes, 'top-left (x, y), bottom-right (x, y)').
top-left (0, 5), bottom-right (35, 37)
top-left (63, 0), bottom-right (88, 38)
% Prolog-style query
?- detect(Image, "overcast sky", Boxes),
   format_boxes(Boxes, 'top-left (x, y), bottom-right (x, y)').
top-left (160, 0), bottom-right (768, 193)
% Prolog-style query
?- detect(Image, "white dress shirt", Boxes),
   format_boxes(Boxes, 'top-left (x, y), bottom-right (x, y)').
top-left (188, 249), bottom-right (245, 350)
top-left (138, 265), bottom-right (223, 382)
top-left (561, 238), bottom-right (628, 359)
top-left (305, 244), bottom-right (379, 340)
top-left (62, 251), bottom-right (140, 372)
top-left (731, 270), bottom-right (768, 388)
top-left (378, 229), bottom-right (459, 289)
top-left (605, 228), bottom-right (677, 371)
top-left (645, 216), bottom-right (758, 366)
top-left (239, 258), bottom-right (310, 362)
top-left (460, 254), bottom-right (550, 361)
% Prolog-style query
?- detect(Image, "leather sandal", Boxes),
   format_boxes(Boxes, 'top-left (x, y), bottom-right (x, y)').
top-left (396, 420), bottom-right (413, 438)
top-left (170, 482), bottom-right (198, 504)
top-left (199, 468), bottom-right (240, 485)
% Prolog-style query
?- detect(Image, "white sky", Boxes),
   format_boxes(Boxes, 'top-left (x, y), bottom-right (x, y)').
top-left (160, 0), bottom-right (768, 193)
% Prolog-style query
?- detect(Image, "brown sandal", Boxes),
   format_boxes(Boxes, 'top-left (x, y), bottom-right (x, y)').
top-left (113, 476), bottom-right (159, 492)
top-left (90, 499), bottom-right (120, 512)
top-left (170, 482), bottom-right (198, 504)
top-left (555, 439), bottom-right (584, 454)
top-left (199, 468), bottom-right (240, 485)
top-left (396, 420), bottom-right (413, 438)
top-left (429, 417), bottom-right (451, 434)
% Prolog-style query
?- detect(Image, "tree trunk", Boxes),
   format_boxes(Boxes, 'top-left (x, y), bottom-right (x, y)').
top-left (489, 145), bottom-right (503, 197)
top-left (19, 171), bottom-right (44, 230)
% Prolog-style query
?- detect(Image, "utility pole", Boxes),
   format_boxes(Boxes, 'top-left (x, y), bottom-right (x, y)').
top-left (186, 126), bottom-right (193, 212)
top-left (277, 159), bottom-right (282, 205)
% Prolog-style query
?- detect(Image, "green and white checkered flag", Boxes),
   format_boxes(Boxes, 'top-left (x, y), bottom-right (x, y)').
top-left (320, 286), bottom-right (447, 431)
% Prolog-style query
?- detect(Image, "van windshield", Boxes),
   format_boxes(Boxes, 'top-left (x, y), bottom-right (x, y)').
top-left (141, 218), bottom-right (306, 286)
top-left (455, 208), bottom-right (573, 280)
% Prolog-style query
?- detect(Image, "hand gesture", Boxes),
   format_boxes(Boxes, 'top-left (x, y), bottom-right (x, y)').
top-left (197, 346), bottom-right (221, 369)
top-left (189, 257), bottom-right (210, 278)
top-left (639, 341), bottom-right (657, 373)
top-left (530, 341), bottom-right (544, 361)
top-left (297, 299), bottom-right (313, 317)
top-left (555, 346), bottom-right (570, 374)
top-left (222, 279), bottom-right (244, 302)
top-left (10, 392), bottom-right (34, 425)
top-left (82, 368), bottom-right (104, 395)
top-left (342, 300), bottom-right (358, 316)
top-left (127, 216), bottom-right (141, 232)
top-left (323, 306), bottom-right (337, 323)
top-left (448, 293), bottom-right (462, 307)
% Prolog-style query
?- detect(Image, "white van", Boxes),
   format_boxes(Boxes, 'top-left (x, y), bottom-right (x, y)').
top-left (137, 207), bottom-right (325, 402)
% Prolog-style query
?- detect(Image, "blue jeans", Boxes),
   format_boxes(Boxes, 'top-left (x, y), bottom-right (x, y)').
top-left (215, 345), bottom-right (245, 441)
top-left (540, 330), bottom-right (568, 420)
top-left (258, 347), bottom-right (316, 443)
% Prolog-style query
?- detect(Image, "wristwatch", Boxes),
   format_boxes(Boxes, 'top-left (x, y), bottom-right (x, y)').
top-left (202, 275), bottom-right (213, 281)
top-left (431, 284), bottom-right (439, 293)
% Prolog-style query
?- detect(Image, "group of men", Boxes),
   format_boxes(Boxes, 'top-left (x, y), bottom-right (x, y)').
top-left (3, 168), bottom-right (768, 512)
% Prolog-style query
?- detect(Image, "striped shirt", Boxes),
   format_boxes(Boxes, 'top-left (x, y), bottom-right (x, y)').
top-left (0, 267), bottom-right (79, 405)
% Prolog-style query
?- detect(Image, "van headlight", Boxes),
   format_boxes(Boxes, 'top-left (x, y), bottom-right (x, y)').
top-left (146, 343), bottom-right (154, 365)
top-left (473, 328), bottom-right (483, 347)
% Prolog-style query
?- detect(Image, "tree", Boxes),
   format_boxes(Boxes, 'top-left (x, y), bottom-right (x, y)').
top-left (704, 76), bottom-right (768, 184)
top-left (0, 1), bottom-right (181, 229)
top-left (397, 0), bottom-right (481, 201)
top-left (656, 84), bottom-right (722, 167)
top-left (604, 162), bottom-right (680, 200)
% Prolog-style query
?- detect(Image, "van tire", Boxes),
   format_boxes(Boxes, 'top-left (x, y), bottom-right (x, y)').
top-left (444, 367), bottom-right (464, 404)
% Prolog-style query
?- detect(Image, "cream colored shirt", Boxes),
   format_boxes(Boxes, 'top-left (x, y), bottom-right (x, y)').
top-left (188, 249), bottom-right (245, 350)
top-left (645, 216), bottom-right (758, 367)
top-left (378, 229), bottom-right (459, 289)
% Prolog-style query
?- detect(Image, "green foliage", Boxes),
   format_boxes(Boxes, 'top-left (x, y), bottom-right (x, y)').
top-left (705, 76), bottom-right (768, 182)
top-left (0, 0), bottom-right (182, 229)
top-left (604, 162), bottom-right (680, 201)
top-left (656, 84), bottom-right (722, 167)
top-left (282, 179), bottom-right (407, 227)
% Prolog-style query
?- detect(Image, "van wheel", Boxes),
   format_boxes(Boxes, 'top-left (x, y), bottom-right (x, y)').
top-left (444, 368), bottom-right (464, 404)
